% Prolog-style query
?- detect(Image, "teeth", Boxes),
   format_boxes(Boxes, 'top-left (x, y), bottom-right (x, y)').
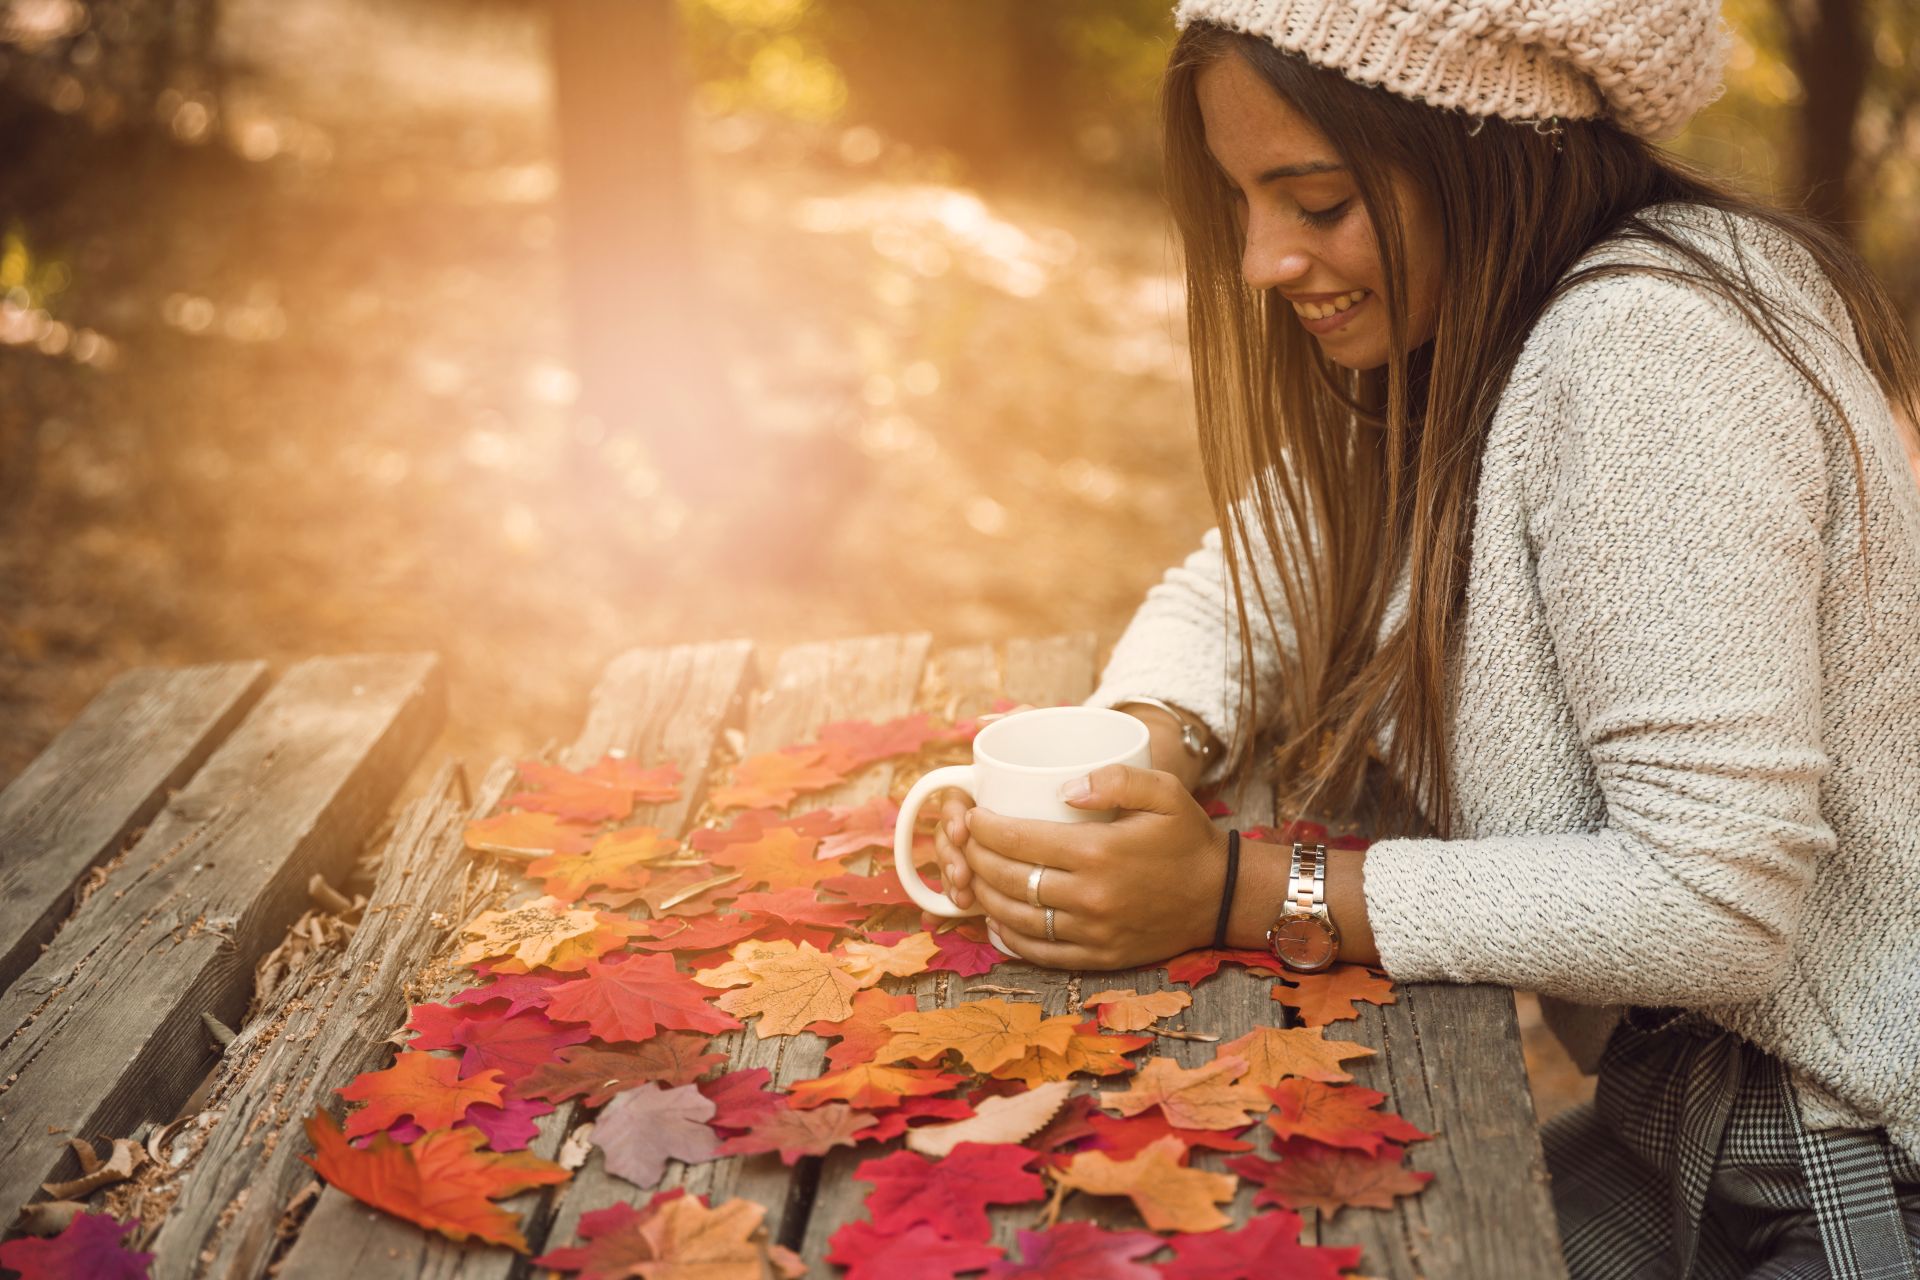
top-left (1293, 289), bottom-right (1368, 320)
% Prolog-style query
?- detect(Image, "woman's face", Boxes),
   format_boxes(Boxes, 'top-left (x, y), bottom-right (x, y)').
top-left (1196, 52), bottom-right (1443, 370)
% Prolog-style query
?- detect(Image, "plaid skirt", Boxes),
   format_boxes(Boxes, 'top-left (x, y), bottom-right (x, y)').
top-left (1541, 1005), bottom-right (1920, 1280)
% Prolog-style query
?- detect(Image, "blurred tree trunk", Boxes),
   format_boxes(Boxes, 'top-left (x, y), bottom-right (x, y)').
top-left (547, 0), bottom-right (742, 505)
top-left (1777, 0), bottom-right (1868, 234)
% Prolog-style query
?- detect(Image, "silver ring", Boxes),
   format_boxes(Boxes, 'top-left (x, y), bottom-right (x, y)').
top-left (1044, 906), bottom-right (1057, 943)
top-left (1026, 864), bottom-right (1046, 908)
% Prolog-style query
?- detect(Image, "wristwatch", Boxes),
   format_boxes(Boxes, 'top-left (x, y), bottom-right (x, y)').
top-left (1112, 696), bottom-right (1214, 760)
top-left (1266, 840), bottom-right (1340, 973)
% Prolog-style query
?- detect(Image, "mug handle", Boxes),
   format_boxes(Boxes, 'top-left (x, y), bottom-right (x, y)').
top-left (893, 764), bottom-right (982, 918)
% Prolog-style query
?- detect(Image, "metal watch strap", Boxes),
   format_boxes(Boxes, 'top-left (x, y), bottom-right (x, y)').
top-left (1113, 696), bottom-right (1212, 758)
top-left (1287, 840), bottom-right (1328, 914)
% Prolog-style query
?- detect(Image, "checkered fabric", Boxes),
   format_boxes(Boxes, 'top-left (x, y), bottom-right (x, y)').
top-left (1542, 1006), bottom-right (1920, 1279)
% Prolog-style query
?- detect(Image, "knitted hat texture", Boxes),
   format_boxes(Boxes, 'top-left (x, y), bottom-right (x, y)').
top-left (1172, 0), bottom-right (1732, 142)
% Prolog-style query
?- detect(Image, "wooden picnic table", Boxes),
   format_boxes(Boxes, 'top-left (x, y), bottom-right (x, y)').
top-left (0, 635), bottom-right (1570, 1278)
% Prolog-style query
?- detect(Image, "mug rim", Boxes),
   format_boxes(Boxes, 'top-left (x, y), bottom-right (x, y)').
top-left (972, 705), bottom-right (1150, 774)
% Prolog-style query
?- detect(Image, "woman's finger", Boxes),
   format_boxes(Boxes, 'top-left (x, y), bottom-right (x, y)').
top-left (971, 874), bottom-right (1053, 940)
top-left (966, 840), bottom-right (1087, 914)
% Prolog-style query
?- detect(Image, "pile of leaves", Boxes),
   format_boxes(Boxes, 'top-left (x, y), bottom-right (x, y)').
top-left (287, 708), bottom-right (1434, 1278)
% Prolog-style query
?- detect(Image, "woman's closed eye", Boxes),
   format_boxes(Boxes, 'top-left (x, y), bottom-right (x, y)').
top-left (1296, 199), bottom-right (1351, 228)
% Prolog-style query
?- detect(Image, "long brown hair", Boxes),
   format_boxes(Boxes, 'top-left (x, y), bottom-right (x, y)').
top-left (1163, 22), bottom-right (1920, 840)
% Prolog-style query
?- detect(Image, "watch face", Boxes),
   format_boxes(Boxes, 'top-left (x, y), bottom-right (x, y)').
top-left (1272, 917), bottom-right (1338, 971)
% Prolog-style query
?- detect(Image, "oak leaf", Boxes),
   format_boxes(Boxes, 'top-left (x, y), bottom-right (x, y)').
top-left (1097, 1055), bottom-right (1270, 1131)
top-left (1049, 1136), bottom-right (1235, 1234)
top-left (462, 811), bottom-right (594, 860)
top-left (786, 1063), bottom-right (965, 1111)
top-left (1269, 963), bottom-right (1397, 1026)
top-left (543, 954), bottom-right (744, 1042)
top-left (1081, 987), bottom-right (1192, 1032)
top-left (593, 1082), bottom-right (721, 1187)
top-left (984, 1222), bottom-right (1164, 1280)
top-left (1155, 1210), bottom-right (1362, 1280)
top-left (338, 1052), bottom-right (505, 1139)
top-left (856, 1144), bottom-right (1046, 1239)
top-left (709, 744), bottom-right (846, 811)
top-left (1213, 1025), bottom-right (1374, 1087)
top-left (456, 896), bottom-right (600, 970)
top-left (877, 999), bottom-right (1079, 1074)
top-left (713, 1102), bottom-right (878, 1164)
top-left (1227, 1139), bottom-right (1433, 1216)
top-left (1261, 1079), bottom-right (1432, 1155)
top-left (904, 1080), bottom-right (1074, 1158)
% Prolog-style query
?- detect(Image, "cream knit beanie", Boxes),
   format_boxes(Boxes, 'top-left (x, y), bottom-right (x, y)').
top-left (1172, 0), bottom-right (1732, 143)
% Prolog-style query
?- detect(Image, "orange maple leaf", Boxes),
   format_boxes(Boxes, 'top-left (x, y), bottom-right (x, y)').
top-left (337, 1051), bottom-right (505, 1139)
top-left (462, 811), bottom-right (595, 860)
top-left (1096, 1055), bottom-right (1272, 1131)
top-left (1049, 1135), bottom-right (1236, 1234)
top-left (709, 745), bottom-right (846, 811)
top-left (506, 760), bottom-right (636, 825)
top-left (834, 932), bottom-right (939, 988)
top-left (1214, 1025), bottom-right (1375, 1087)
top-left (455, 896), bottom-right (600, 971)
top-left (634, 1195), bottom-right (791, 1280)
top-left (1269, 964), bottom-right (1397, 1027)
top-left (786, 1063), bottom-right (966, 1111)
top-left (988, 1020), bottom-right (1154, 1086)
top-left (704, 826), bottom-right (843, 892)
top-left (526, 826), bottom-right (681, 900)
top-left (302, 1111), bottom-right (566, 1252)
top-left (877, 999), bottom-right (1080, 1074)
top-left (1081, 987), bottom-right (1192, 1032)
top-left (698, 941), bottom-right (862, 1037)
top-left (1228, 1139), bottom-right (1434, 1217)
top-left (1262, 1079), bottom-right (1433, 1155)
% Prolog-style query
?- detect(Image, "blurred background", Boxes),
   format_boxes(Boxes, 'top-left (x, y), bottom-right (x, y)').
top-left (1, 0), bottom-right (1916, 1121)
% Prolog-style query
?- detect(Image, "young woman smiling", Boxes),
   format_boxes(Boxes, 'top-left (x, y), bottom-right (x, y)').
top-left (931, 1), bottom-right (1920, 1275)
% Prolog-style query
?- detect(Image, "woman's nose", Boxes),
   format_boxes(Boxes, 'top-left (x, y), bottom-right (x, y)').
top-left (1242, 220), bottom-right (1312, 293)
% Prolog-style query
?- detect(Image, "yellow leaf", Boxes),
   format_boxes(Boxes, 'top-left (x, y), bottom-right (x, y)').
top-left (1097, 1055), bottom-right (1271, 1130)
top-left (711, 942), bottom-right (861, 1037)
top-left (1051, 1135), bottom-right (1236, 1233)
top-left (877, 998), bottom-right (1079, 1074)
top-left (1081, 987), bottom-right (1193, 1032)
top-left (1215, 1025), bottom-right (1375, 1087)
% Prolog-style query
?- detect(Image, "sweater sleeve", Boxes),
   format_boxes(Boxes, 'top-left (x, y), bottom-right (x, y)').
top-left (1359, 275), bottom-right (1837, 1008)
top-left (1085, 493), bottom-right (1303, 794)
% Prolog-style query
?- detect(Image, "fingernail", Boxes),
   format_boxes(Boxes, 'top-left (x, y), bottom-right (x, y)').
top-left (1060, 775), bottom-right (1092, 802)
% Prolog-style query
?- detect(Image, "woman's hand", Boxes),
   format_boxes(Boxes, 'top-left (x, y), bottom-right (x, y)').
top-left (950, 763), bottom-right (1229, 971)
top-left (928, 703), bottom-right (1036, 912)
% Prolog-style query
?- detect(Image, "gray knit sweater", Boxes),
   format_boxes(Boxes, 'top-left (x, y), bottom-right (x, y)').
top-left (1085, 201), bottom-right (1920, 1161)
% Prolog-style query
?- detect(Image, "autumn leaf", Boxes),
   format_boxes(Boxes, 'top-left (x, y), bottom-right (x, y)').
top-left (817, 866), bottom-right (916, 908)
top-left (856, 1144), bottom-right (1046, 1240)
top-left (0, 1213), bottom-right (152, 1280)
top-left (704, 825), bottom-right (847, 892)
top-left (709, 744), bottom-right (846, 810)
top-left (528, 826), bottom-right (680, 900)
top-left (835, 931), bottom-right (939, 987)
top-left (714, 1102), bottom-right (879, 1164)
top-left (592, 1082), bottom-right (721, 1188)
top-left (579, 754), bottom-right (684, 803)
top-left (634, 866), bottom-right (743, 918)
top-left (1160, 947), bottom-right (1285, 987)
top-left (1269, 963), bottom-right (1397, 1027)
top-left (813, 794), bottom-right (904, 861)
top-left (986, 1017), bottom-right (1153, 1087)
top-left (506, 759), bottom-right (637, 825)
top-left (1081, 987), bottom-right (1192, 1032)
top-left (786, 1063), bottom-right (966, 1111)
top-left (1261, 1079), bottom-right (1432, 1155)
top-left (984, 1222), bottom-right (1164, 1280)
top-left (1213, 1025), bottom-right (1374, 1087)
top-left (825, 1221), bottom-right (1002, 1280)
top-left (633, 1194), bottom-right (791, 1280)
top-left (405, 1003), bottom-right (592, 1082)
top-left (925, 922), bottom-right (1007, 977)
top-left (859, 1096), bottom-right (978, 1144)
top-left (533, 1201), bottom-right (661, 1280)
top-left (1079, 1109), bottom-right (1255, 1164)
top-left (627, 913), bottom-right (765, 955)
top-left (463, 811), bottom-right (595, 860)
top-left (813, 713), bottom-right (948, 773)
top-left (462, 1096), bottom-right (553, 1153)
top-left (729, 888), bottom-right (869, 931)
top-left (877, 999), bottom-right (1079, 1074)
top-left (338, 1052), bottom-right (505, 1139)
top-left (1227, 1139), bottom-right (1433, 1216)
top-left (449, 971), bottom-right (563, 1017)
top-left (904, 1080), bottom-right (1074, 1158)
top-left (697, 1068), bottom-right (788, 1133)
top-left (699, 941), bottom-right (862, 1037)
top-left (1154, 1211), bottom-right (1363, 1280)
top-left (1049, 1135), bottom-right (1236, 1234)
top-left (511, 1037), bottom-right (727, 1106)
top-left (1097, 1055), bottom-right (1270, 1131)
top-left (543, 953), bottom-right (744, 1042)
top-left (806, 988), bottom-right (919, 1071)
top-left (302, 1110), bottom-right (565, 1252)
top-left (456, 896), bottom-right (600, 970)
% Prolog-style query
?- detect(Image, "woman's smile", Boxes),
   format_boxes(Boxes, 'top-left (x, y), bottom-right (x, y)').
top-left (1292, 288), bottom-right (1371, 334)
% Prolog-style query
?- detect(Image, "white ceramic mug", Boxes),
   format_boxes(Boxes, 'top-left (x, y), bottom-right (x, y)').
top-left (893, 706), bottom-right (1153, 949)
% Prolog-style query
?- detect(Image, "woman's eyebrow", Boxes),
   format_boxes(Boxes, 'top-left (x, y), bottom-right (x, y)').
top-left (1257, 160), bottom-right (1346, 182)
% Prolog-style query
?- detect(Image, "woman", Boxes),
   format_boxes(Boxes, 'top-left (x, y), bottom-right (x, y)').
top-left (932, 2), bottom-right (1920, 1276)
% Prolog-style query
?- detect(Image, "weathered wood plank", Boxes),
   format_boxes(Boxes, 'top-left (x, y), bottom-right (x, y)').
top-left (538, 633), bottom-right (933, 1256)
top-left (275, 639), bottom-right (755, 1280)
top-left (0, 653), bottom-right (445, 1225)
top-left (0, 661), bottom-right (270, 992)
top-left (143, 757), bottom-right (503, 1280)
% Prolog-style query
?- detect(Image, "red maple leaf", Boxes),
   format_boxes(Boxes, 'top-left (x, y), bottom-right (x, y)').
top-left (812, 795), bottom-right (903, 861)
top-left (805, 987), bottom-right (920, 1070)
top-left (686, 807), bottom-right (838, 855)
top-left (1227, 1140), bottom-right (1434, 1216)
top-left (627, 913), bottom-right (764, 954)
top-left (856, 1143), bottom-right (1046, 1240)
top-left (462, 1096), bottom-right (554, 1152)
top-left (824, 1221), bottom-right (1002, 1280)
top-left (697, 1067), bottom-right (787, 1133)
top-left (713, 1103), bottom-right (879, 1164)
top-left (580, 754), bottom-right (684, 803)
top-left (533, 1201), bottom-right (656, 1280)
top-left (1026, 1092), bottom-right (1105, 1169)
top-left (926, 922), bottom-right (1005, 977)
top-left (512, 1037), bottom-right (726, 1107)
top-left (506, 759), bottom-right (636, 824)
top-left (1154, 1211), bottom-right (1362, 1280)
top-left (449, 971), bottom-right (563, 1017)
top-left (813, 713), bottom-right (948, 772)
top-left (1262, 1080), bottom-right (1432, 1155)
top-left (859, 1096), bottom-right (978, 1143)
top-left (1080, 1110), bottom-right (1256, 1163)
top-left (817, 866), bottom-right (916, 907)
top-left (405, 1003), bottom-right (591, 1082)
top-left (338, 1052), bottom-right (505, 1139)
top-left (703, 826), bottom-right (846, 892)
top-left (730, 888), bottom-right (868, 930)
top-left (985, 1222), bottom-right (1164, 1280)
top-left (543, 953), bottom-right (743, 1042)
top-left (0, 1213), bottom-right (153, 1280)
top-left (1160, 947), bottom-right (1286, 987)
top-left (709, 744), bottom-right (846, 810)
